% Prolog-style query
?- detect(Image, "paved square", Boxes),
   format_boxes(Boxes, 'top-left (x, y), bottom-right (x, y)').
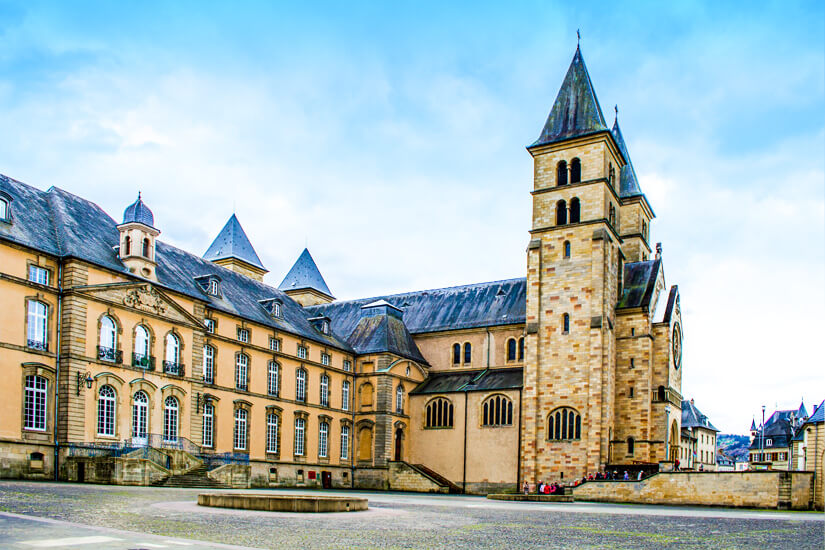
top-left (0, 481), bottom-right (821, 549)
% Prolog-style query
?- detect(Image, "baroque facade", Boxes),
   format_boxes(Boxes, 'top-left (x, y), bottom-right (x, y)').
top-left (0, 46), bottom-right (685, 492)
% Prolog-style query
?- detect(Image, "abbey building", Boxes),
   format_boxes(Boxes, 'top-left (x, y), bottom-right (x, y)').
top-left (0, 46), bottom-right (684, 492)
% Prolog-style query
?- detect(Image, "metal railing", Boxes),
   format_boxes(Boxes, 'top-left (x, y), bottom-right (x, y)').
top-left (97, 346), bottom-right (123, 363)
top-left (27, 339), bottom-right (48, 351)
top-left (163, 361), bottom-right (184, 376)
top-left (133, 353), bottom-right (155, 370)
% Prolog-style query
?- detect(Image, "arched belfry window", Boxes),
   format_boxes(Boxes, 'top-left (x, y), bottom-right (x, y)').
top-left (518, 337), bottom-right (525, 361)
top-left (570, 158), bottom-right (581, 183)
top-left (142, 237), bottom-right (151, 258)
top-left (482, 395), bottom-right (513, 426)
top-left (570, 198), bottom-right (580, 224)
top-left (425, 397), bottom-right (454, 429)
top-left (463, 343), bottom-right (471, 364)
top-left (547, 407), bottom-right (581, 440)
top-left (124, 236), bottom-right (131, 255)
top-left (452, 343), bottom-right (461, 365)
top-left (556, 200), bottom-right (567, 226)
top-left (627, 436), bottom-right (635, 455)
top-left (563, 240), bottom-right (571, 259)
top-left (507, 338), bottom-right (517, 362)
top-left (557, 161), bottom-right (568, 186)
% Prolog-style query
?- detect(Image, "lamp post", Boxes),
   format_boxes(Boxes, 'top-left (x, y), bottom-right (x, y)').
top-left (761, 405), bottom-right (766, 463)
top-left (76, 371), bottom-right (93, 395)
top-left (665, 407), bottom-right (670, 463)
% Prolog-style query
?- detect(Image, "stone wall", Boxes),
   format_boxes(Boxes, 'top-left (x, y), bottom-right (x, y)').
top-left (207, 463), bottom-right (250, 488)
top-left (572, 471), bottom-right (815, 510)
top-left (0, 441), bottom-right (54, 480)
top-left (353, 466), bottom-right (388, 490)
top-left (249, 460), bottom-right (353, 489)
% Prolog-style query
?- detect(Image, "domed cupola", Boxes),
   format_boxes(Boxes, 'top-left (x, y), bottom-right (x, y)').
top-left (117, 192), bottom-right (161, 281)
top-left (122, 193), bottom-right (155, 228)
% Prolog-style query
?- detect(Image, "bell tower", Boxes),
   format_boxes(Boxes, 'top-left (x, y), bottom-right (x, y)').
top-left (118, 193), bottom-right (160, 281)
top-left (521, 46), bottom-right (626, 482)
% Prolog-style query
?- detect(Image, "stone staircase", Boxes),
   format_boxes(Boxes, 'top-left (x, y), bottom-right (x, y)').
top-left (410, 463), bottom-right (463, 493)
top-left (151, 464), bottom-right (230, 489)
top-left (777, 471), bottom-right (792, 510)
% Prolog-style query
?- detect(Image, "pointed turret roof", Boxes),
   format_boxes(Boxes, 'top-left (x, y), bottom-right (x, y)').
top-left (530, 46), bottom-right (608, 149)
top-left (203, 214), bottom-right (266, 270)
top-left (278, 248), bottom-right (333, 298)
top-left (122, 193), bottom-right (155, 228)
top-left (750, 418), bottom-right (757, 431)
top-left (611, 118), bottom-right (643, 197)
top-left (797, 400), bottom-right (808, 419)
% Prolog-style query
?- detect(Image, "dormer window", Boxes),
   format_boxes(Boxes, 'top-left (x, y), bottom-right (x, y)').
top-left (0, 193), bottom-right (12, 223)
top-left (258, 298), bottom-right (283, 319)
top-left (273, 302), bottom-right (281, 317)
top-left (29, 265), bottom-right (49, 286)
top-left (208, 279), bottom-right (219, 296)
top-left (321, 320), bottom-right (329, 334)
top-left (237, 328), bottom-right (249, 343)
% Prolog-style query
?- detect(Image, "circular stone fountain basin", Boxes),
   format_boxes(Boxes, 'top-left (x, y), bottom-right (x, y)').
top-left (197, 493), bottom-right (368, 513)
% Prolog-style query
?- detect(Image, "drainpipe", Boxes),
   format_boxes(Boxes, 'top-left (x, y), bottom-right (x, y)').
top-left (462, 390), bottom-right (468, 493)
top-left (516, 387), bottom-right (523, 490)
top-left (53, 259), bottom-right (63, 481)
top-left (350, 370), bottom-right (355, 489)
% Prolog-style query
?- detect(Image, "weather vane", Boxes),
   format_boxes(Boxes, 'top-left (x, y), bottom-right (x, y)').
top-left (614, 104), bottom-right (618, 122)
top-left (577, 29), bottom-right (581, 45)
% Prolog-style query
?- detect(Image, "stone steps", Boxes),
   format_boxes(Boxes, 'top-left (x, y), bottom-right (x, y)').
top-left (151, 465), bottom-right (230, 489)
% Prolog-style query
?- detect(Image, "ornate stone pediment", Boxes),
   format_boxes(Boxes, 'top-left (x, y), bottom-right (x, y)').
top-left (74, 283), bottom-right (200, 327)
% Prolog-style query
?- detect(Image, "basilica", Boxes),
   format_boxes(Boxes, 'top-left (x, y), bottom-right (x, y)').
top-left (0, 46), bottom-right (684, 493)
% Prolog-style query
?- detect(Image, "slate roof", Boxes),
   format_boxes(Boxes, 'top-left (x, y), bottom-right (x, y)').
top-left (792, 400), bottom-right (822, 441)
top-left (347, 301), bottom-right (428, 364)
top-left (306, 278), bottom-right (526, 337)
top-left (411, 368), bottom-right (523, 395)
top-left (203, 214), bottom-right (266, 270)
top-left (0, 173), bottom-right (351, 353)
top-left (617, 259), bottom-right (661, 310)
top-left (530, 46), bottom-right (609, 149)
top-left (681, 399), bottom-right (718, 432)
top-left (749, 408), bottom-right (801, 450)
top-left (278, 248), bottom-right (333, 298)
top-left (611, 119), bottom-right (643, 198)
top-left (122, 193), bottom-right (155, 227)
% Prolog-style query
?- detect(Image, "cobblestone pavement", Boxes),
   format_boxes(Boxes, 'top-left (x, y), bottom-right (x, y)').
top-left (0, 481), bottom-right (822, 549)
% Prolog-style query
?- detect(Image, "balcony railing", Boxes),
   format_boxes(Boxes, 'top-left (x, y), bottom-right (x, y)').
top-left (163, 361), bottom-right (185, 376)
top-left (97, 346), bottom-right (123, 363)
top-left (132, 353), bottom-right (155, 370)
top-left (27, 339), bottom-right (48, 352)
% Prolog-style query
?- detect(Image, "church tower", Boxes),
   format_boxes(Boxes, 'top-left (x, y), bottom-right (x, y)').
top-left (521, 46), bottom-right (626, 482)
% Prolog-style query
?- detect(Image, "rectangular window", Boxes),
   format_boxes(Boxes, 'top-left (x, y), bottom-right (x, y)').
top-left (340, 425), bottom-right (350, 460)
top-left (343, 360), bottom-right (352, 372)
top-left (319, 422), bottom-right (329, 458)
top-left (27, 301), bottom-right (48, 350)
top-left (629, 386), bottom-right (634, 398)
top-left (267, 414), bottom-right (279, 454)
top-left (234, 410), bottom-right (248, 450)
top-left (24, 375), bottom-right (47, 431)
top-left (297, 345), bottom-right (307, 359)
top-left (202, 404), bottom-right (214, 448)
top-left (268, 362), bottom-right (279, 396)
top-left (294, 418), bottom-right (305, 456)
top-left (236, 355), bottom-right (248, 391)
top-left (341, 381), bottom-right (350, 411)
top-left (320, 375), bottom-right (329, 407)
top-left (321, 353), bottom-right (330, 366)
top-left (269, 337), bottom-right (280, 352)
top-left (237, 328), bottom-right (249, 343)
top-left (203, 346), bottom-right (214, 384)
top-left (204, 319), bottom-right (215, 333)
top-left (29, 265), bottom-right (49, 285)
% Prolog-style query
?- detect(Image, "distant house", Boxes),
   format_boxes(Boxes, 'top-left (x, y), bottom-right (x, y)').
top-left (749, 402), bottom-right (808, 470)
top-left (680, 399), bottom-right (719, 471)
top-left (791, 400), bottom-right (824, 509)
top-left (716, 450), bottom-right (735, 472)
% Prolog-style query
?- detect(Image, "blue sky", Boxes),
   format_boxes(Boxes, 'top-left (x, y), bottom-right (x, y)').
top-left (1, 1), bottom-right (823, 433)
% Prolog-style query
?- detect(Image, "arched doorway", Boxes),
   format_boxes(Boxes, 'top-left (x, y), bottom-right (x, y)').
top-left (669, 421), bottom-right (679, 461)
top-left (394, 427), bottom-right (404, 461)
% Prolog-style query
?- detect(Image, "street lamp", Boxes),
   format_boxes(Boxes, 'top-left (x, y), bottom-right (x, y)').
top-left (665, 407), bottom-right (671, 463)
top-left (760, 405), bottom-right (766, 463)
top-left (76, 371), bottom-right (93, 395)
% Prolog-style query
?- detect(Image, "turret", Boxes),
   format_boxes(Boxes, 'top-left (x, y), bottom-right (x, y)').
top-left (117, 193), bottom-right (160, 280)
top-left (203, 214), bottom-right (268, 282)
top-left (278, 248), bottom-right (334, 306)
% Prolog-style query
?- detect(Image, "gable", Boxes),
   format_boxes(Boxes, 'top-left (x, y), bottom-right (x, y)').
top-left (73, 282), bottom-right (202, 328)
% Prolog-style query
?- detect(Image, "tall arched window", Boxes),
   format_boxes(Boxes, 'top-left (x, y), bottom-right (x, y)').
top-left (202, 403), bottom-right (214, 448)
top-left (319, 421), bottom-right (329, 458)
top-left (627, 436), bottom-right (635, 455)
top-left (235, 353), bottom-right (248, 391)
top-left (294, 417), bottom-right (306, 456)
top-left (342, 380), bottom-right (351, 411)
top-left (134, 325), bottom-right (150, 366)
top-left (569, 197), bottom-right (580, 223)
top-left (463, 343), bottom-right (472, 364)
top-left (132, 391), bottom-right (148, 442)
top-left (163, 396), bottom-right (179, 443)
top-left (396, 385), bottom-right (404, 414)
top-left (547, 407), bottom-right (581, 440)
top-left (482, 395), bottom-right (514, 426)
top-left (320, 374), bottom-right (330, 407)
top-left (123, 235), bottom-right (131, 255)
top-left (556, 200), bottom-right (567, 225)
top-left (570, 158), bottom-right (581, 183)
top-left (562, 313), bottom-right (570, 334)
top-left (203, 345), bottom-right (215, 384)
top-left (267, 361), bottom-right (279, 396)
top-left (164, 333), bottom-right (180, 374)
top-left (563, 240), bottom-right (571, 259)
top-left (97, 385), bottom-right (116, 436)
top-left (266, 413), bottom-right (279, 454)
top-left (234, 408), bottom-right (248, 450)
top-left (296, 369), bottom-right (307, 402)
top-left (99, 315), bottom-right (118, 361)
top-left (557, 160), bottom-right (568, 186)
top-left (142, 237), bottom-right (151, 258)
top-left (507, 338), bottom-right (517, 362)
top-left (642, 220), bottom-right (648, 240)
top-left (27, 300), bottom-right (48, 350)
top-left (452, 343), bottom-right (461, 365)
top-left (518, 337), bottom-right (525, 361)
top-left (425, 397), bottom-right (454, 428)
top-left (657, 385), bottom-right (666, 401)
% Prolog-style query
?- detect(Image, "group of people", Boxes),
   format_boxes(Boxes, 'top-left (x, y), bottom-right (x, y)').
top-left (523, 481), bottom-right (563, 495)
top-left (522, 469), bottom-right (653, 495)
